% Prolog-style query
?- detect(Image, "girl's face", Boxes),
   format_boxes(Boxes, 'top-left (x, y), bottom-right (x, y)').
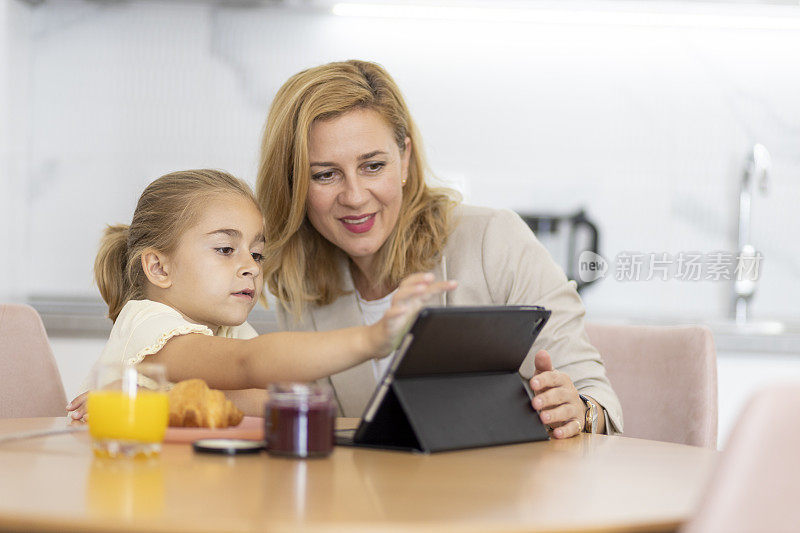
top-left (163, 194), bottom-right (265, 330)
top-left (306, 107), bottom-right (410, 276)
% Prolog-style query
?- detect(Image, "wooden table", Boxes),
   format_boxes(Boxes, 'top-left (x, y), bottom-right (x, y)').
top-left (0, 417), bottom-right (717, 533)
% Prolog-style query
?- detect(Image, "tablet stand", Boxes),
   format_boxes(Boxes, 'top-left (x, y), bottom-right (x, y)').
top-left (355, 371), bottom-right (548, 453)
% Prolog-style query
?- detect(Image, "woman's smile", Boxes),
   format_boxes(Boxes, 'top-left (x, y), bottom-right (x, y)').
top-left (340, 213), bottom-right (376, 233)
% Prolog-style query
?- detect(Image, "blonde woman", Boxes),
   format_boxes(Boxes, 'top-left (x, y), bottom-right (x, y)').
top-left (256, 60), bottom-right (622, 438)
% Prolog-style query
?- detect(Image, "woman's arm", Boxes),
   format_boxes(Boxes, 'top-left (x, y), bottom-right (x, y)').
top-left (479, 209), bottom-right (623, 436)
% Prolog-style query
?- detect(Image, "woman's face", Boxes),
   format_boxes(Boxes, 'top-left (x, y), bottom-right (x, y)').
top-left (306, 108), bottom-right (410, 272)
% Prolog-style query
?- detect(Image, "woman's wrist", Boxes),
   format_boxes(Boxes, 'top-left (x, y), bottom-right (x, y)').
top-left (582, 395), bottom-right (607, 434)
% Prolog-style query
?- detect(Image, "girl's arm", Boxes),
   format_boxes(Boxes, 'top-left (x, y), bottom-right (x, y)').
top-left (148, 324), bottom-right (382, 389)
top-left (65, 273), bottom-right (455, 419)
top-left (223, 389), bottom-right (270, 417)
top-left (68, 328), bottom-right (378, 420)
top-left (148, 273), bottom-right (456, 390)
top-left (150, 273), bottom-right (455, 388)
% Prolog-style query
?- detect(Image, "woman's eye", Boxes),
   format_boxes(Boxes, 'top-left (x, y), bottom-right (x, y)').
top-left (312, 170), bottom-right (336, 182)
top-left (251, 252), bottom-right (264, 263)
top-left (215, 247), bottom-right (234, 256)
top-left (364, 162), bottom-right (385, 173)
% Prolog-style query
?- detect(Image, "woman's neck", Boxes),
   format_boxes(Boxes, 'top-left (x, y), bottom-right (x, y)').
top-left (349, 259), bottom-right (395, 301)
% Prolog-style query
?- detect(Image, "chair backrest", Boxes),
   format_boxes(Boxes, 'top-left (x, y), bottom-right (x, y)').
top-left (0, 303), bottom-right (67, 418)
top-left (682, 384), bottom-right (800, 533)
top-left (584, 323), bottom-right (717, 448)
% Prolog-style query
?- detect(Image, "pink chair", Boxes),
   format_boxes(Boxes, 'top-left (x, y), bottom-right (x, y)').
top-left (0, 303), bottom-right (67, 418)
top-left (585, 323), bottom-right (717, 448)
top-left (682, 384), bottom-right (800, 533)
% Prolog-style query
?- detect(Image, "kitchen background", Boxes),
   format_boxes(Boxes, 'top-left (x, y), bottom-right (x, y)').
top-left (1, 0), bottom-right (799, 447)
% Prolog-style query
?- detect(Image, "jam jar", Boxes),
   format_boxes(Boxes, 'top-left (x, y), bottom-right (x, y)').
top-left (264, 383), bottom-right (336, 458)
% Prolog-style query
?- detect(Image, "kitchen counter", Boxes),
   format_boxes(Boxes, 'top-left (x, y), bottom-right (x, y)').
top-left (28, 297), bottom-right (282, 337)
top-left (588, 315), bottom-right (800, 355)
top-left (31, 297), bottom-right (800, 355)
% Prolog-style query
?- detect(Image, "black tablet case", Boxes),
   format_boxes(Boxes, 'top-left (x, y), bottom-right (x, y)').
top-left (350, 306), bottom-right (551, 453)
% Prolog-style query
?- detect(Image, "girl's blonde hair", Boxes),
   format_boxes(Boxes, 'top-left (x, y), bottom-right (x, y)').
top-left (256, 59), bottom-right (458, 319)
top-left (95, 169), bottom-right (261, 322)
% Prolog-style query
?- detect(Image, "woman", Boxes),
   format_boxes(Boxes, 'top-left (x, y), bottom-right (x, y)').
top-left (256, 60), bottom-right (622, 438)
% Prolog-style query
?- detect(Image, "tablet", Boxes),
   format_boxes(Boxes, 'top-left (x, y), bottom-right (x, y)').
top-left (394, 305), bottom-right (550, 378)
top-left (340, 305), bottom-right (551, 452)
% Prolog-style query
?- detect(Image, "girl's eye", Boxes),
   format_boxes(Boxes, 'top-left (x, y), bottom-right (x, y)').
top-left (312, 170), bottom-right (336, 182)
top-left (215, 247), bottom-right (234, 256)
top-left (364, 162), bottom-right (385, 173)
top-left (251, 252), bottom-right (264, 263)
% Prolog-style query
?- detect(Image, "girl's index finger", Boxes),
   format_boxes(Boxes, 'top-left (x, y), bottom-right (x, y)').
top-left (428, 280), bottom-right (458, 293)
top-left (397, 272), bottom-right (435, 289)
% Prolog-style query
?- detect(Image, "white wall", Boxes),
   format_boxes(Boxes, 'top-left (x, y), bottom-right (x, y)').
top-left (0, 0), bottom-right (32, 303)
top-left (717, 352), bottom-right (800, 448)
top-left (49, 336), bottom-right (106, 402)
top-left (13, 0), bottom-right (800, 323)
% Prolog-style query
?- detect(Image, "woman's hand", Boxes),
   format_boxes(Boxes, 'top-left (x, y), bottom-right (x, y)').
top-left (530, 350), bottom-right (585, 439)
top-left (66, 392), bottom-right (89, 423)
top-left (373, 272), bottom-right (457, 356)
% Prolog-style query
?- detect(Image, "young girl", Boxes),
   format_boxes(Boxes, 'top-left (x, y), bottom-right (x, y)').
top-left (66, 169), bottom-right (454, 419)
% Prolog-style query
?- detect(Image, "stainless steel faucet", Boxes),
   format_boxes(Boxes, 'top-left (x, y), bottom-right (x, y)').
top-left (733, 143), bottom-right (770, 324)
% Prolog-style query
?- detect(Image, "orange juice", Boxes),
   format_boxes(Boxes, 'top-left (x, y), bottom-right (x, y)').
top-left (88, 390), bottom-right (169, 452)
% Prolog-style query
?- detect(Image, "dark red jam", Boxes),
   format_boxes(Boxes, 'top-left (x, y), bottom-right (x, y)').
top-left (264, 384), bottom-right (336, 458)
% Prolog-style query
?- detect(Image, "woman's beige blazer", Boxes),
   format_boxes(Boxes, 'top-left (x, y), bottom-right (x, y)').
top-left (277, 204), bottom-right (623, 434)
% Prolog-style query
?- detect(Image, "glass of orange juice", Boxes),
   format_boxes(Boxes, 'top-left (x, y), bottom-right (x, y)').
top-left (88, 363), bottom-right (169, 458)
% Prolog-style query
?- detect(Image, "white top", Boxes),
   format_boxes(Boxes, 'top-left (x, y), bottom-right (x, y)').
top-left (80, 299), bottom-right (258, 393)
top-left (355, 290), bottom-right (396, 381)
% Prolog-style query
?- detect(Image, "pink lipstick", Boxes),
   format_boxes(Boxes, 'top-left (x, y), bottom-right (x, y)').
top-left (340, 213), bottom-right (376, 234)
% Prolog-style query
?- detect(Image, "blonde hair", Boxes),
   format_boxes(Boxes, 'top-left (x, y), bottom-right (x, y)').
top-left (95, 169), bottom-right (261, 322)
top-left (256, 60), bottom-right (458, 319)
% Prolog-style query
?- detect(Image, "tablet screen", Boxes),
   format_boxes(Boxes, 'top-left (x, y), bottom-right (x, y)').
top-left (393, 306), bottom-right (550, 378)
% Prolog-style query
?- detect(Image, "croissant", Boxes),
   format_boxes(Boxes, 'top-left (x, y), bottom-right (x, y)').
top-left (167, 379), bottom-right (244, 429)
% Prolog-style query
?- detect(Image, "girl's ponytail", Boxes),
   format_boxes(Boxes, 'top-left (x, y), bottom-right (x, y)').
top-left (94, 224), bottom-right (131, 322)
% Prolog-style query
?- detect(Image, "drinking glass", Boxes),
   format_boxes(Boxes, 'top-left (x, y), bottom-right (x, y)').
top-left (87, 363), bottom-right (169, 458)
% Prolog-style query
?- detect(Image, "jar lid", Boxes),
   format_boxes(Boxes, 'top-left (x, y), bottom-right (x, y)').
top-left (267, 382), bottom-right (333, 406)
top-left (192, 439), bottom-right (265, 455)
